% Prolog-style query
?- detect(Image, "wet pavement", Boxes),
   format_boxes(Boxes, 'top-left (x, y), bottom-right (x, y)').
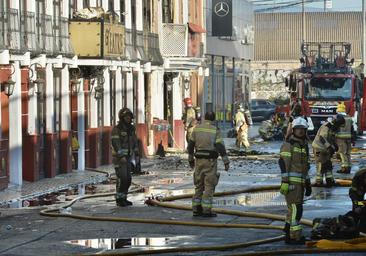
top-left (0, 133), bottom-right (366, 255)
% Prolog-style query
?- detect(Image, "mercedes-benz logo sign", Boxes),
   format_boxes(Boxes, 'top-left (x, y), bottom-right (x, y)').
top-left (214, 2), bottom-right (230, 17)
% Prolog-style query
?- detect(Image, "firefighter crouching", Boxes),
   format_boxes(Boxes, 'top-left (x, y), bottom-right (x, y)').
top-left (336, 102), bottom-right (355, 174)
top-left (312, 114), bottom-right (345, 187)
top-left (183, 97), bottom-right (197, 143)
top-left (279, 117), bottom-right (311, 245)
top-left (111, 108), bottom-right (139, 207)
top-left (188, 111), bottom-right (230, 217)
top-left (349, 165), bottom-right (366, 232)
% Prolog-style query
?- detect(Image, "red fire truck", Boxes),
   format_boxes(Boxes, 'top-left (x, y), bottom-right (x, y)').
top-left (285, 42), bottom-right (366, 134)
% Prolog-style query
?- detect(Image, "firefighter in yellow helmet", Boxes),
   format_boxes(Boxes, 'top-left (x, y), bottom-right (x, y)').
top-left (312, 114), bottom-right (345, 187)
top-left (188, 111), bottom-right (230, 217)
top-left (336, 102), bottom-right (355, 174)
top-left (279, 117), bottom-right (311, 244)
top-left (111, 108), bottom-right (139, 207)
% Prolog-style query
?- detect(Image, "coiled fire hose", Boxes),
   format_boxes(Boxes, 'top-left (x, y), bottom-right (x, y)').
top-left (39, 180), bottom-right (358, 255)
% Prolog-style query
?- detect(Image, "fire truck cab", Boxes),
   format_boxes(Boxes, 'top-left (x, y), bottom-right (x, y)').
top-left (286, 42), bottom-right (364, 134)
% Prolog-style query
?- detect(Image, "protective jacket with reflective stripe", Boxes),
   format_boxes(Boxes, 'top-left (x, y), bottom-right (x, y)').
top-left (336, 115), bottom-right (353, 139)
top-left (111, 122), bottom-right (139, 165)
top-left (187, 120), bottom-right (229, 164)
top-left (235, 111), bottom-right (246, 131)
top-left (184, 107), bottom-right (196, 129)
top-left (280, 136), bottom-right (310, 184)
top-left (312, 122), bottom-right (336, 151)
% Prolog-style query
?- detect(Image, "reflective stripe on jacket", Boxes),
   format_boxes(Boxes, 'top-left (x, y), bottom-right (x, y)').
top-left (187, 120), bottom-right (229, 164)
top-left (111, 123), bottom-right (139, 164)
top-left (280, 136), bottom-right (310, 184)
top-left (312, 122), bottom-right (335, 151)
top-left (336, 115), bottom-right (353, 139)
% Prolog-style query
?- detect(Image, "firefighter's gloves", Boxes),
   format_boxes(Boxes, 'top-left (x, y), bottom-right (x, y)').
top-left (224, 162), bottom-right (230, 172)
top-left (280, 182), bottom-right (290, 195)
top-left (305, 180), bottom-right (312, 197)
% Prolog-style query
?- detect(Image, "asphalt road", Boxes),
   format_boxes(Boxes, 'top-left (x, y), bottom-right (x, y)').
top-left (0, 137), bottom-right (365, 255)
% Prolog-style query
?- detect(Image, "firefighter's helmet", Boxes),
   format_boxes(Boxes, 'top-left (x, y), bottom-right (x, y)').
top-left (336, 102), bottom-right (346, 113)
top-left (118, 107), bottom-right (134, 120)
top-left (333, 114), bottom-right (346, 127)
top-left (184, 97), bottom-right (193, 107)
top-left (292, 117), bottom-right (308, 129)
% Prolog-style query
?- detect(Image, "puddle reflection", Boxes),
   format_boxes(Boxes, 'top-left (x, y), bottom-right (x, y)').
top-left (156, 178), bottom-right (184, 185)
top-left (215, 192), bottom-right (285, 207)
top-left (66, 236), bottom-right (196, 250)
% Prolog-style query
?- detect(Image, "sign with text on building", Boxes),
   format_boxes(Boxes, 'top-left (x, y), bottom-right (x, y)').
top-left (69, 20), bottom-right (125, 59)
top-left (212, 0), bottom-right (232, 37)
top-left (104, 23), bottom-right (125, 57)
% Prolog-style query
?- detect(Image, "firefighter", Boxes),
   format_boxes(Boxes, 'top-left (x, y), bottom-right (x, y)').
top-left (235, 105), bottom-right (250, 150)
top-left (312, 114), bottom-right (345, 187)
top-left (188, 111), bottom-right (230, 217)
top-left (183, 97), bottom-right (197, 143)
top-left (349, 165), bottom-right (366, 232)
top-left (279, 117), bottom-right (311, 245)
top-left (336, 102), bottom-right (355, 174)
top-left (111, 108), bottom-right (139, 207)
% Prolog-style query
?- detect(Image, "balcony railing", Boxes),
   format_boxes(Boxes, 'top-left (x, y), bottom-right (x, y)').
top-left (160, 24), bottom-right (187, 57)
top-left (0, 9), bottom-right (21, 52)
top-left (136, 30), bottom-right (148, 62)
top-left (36, 14), bottom-right (54, 54)
top-left (20, 11), bottom-right (37, 52)
top-left (160, 23), bottom-right (204, 58)
top-left (57, 17), bottom-right (73, 55)
top-left (125, 28), bottom-right (138, 61)
top-left (147, 33), bottom-right (163, 65)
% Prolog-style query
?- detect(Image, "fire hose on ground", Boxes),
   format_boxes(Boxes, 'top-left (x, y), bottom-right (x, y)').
top-left (39, 179), bottom-right (366, 256)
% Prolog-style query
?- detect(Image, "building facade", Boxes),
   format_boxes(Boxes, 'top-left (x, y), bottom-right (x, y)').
top-left (205, 0), bottom-right (254, 126)
top-left (0, 0), bottom-right (254, 190)
top-left (0, 0), bottom-right (170, 190)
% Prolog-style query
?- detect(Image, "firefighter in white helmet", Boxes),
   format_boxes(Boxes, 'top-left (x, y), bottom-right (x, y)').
top-left (312, 114), bottom-right (345, 186)
top-left (279, 117), bottom-right (311, 244)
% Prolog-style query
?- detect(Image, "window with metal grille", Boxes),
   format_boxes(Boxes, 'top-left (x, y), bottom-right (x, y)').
top-left (69, 0), bottom-right (77, 19)
top-left (83, 0), bottom-right (90, 8)
top-left (54, 0), bottom-right (61, 52)
top-left (20, 0), bottom-right (37, 51)
top-left (131, 0), bottom-right (136, 27)
top-left (162, 0), bottom-right (172, 23)
top-left (108, 0), bottom-right (114, 11)
top-left (0, 0), bottom-right (9, 48)
top-left (143, 0), bottom-right (151, 31)
top-left (36, 0), bottom-right (45, 47)
top-left (96, 0), bottom-right (102, 7)
top-left (120, 0), bottom-right (125, 24)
